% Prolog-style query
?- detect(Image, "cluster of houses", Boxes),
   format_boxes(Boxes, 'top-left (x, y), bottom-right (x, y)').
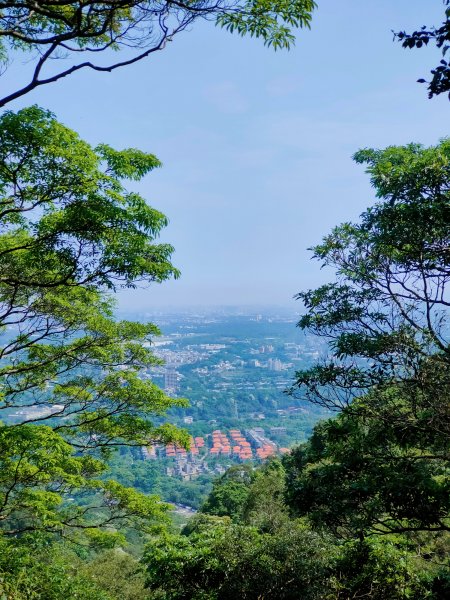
top-left (143, 427), bottom-right (292, 480)
top-left (144, 427), bottom-right (289, 469)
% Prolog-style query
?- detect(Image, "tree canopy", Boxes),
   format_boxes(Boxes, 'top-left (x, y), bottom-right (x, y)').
top-left (0, 106), bottom-right (188, 542)
top-left (289, 139), bottom-right (450, 417)
top-left (285, 140), bottom-right (450, 538)
top-left (143, 456), bottom-right (448, 599)
top-left (144, 467), bottom-right (333, 600)
top-left (0, 0), bottom-right (316, 107)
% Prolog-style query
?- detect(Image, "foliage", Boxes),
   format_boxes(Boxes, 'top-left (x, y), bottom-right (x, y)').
top-left (200, 464), bottom-right (255, 519)
top-left (283, 402), bottom-right (449, 536)
top-left (0, 534), bottom-right (158, 600)
top-left (0, 106), bottom-right (188, 541)
top-left (198, 459), bottom-right (288, 531)
top-left (330, 538), bottom-right (438, 600)
top-left (143, 463), bottom-right (312, 598)
top-left (0, 536), bottom-right (112, 600)
top-left (0, 106), bottom-right (177, 292)
top-left (395, 0), bottom-right (450, 99)
top-left (143, 420), bottom-right (449, 600)
top-left (241, 459), bottom-right (289, 533)
top-left (78, 549), bottom-right (154, 600)
top-left (289, 139), bottom-right (450, 428)
top-left (0, 0), bottom-right (316, 107)
top-left (286, 140), bottom-right (450, 537)
top-left (144, 515), bottom-right (333, 599)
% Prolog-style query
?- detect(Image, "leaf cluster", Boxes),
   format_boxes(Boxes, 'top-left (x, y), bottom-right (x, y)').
top-left (395, 0), bottom-right (450, 98)
top-left (0, 107), bottom-right (188, 542)
top-left (0, 0), bottom-right (316, 106)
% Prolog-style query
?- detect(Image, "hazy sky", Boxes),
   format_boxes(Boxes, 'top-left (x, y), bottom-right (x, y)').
top-left (7, 1), bottom-right (449, 309)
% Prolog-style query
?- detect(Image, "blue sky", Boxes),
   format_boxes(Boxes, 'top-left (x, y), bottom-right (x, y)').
top-left (7, 0), bottom-right (449, 309)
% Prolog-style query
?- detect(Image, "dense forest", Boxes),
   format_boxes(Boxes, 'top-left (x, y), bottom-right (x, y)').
top-left (0, 1), bottom-right (448, 599)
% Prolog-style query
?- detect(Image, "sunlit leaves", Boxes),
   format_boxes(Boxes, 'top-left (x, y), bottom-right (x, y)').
top-left (0, 1), bottom-right (317, 106)
top-left (217, 0), bottom-right (316, 50)
top-left (0, 108), bottom-right (187, 541)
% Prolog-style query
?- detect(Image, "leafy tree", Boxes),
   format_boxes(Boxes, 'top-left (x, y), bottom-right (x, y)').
top-left (79, 548), bottom-right (154, 600)
top-left (289, 140), bottom-right (450, 421)
top-left (0, 105), bottom-right (188, 540)
top-left (241, 459), bottom-right (289, 533)
top-left (0, 535), bottom-right (112, 600)
top-left (395, 0), bottom-right (450, 99)
top-left (200, 464), bottom-right (254, 520)
top-left (144, 515), bottom-right (333, 599)
top-left (0, 535), bottom-right (158, 600)
top-left (145, 446), bottom-right (447, 599)
top-left (283, 403), bottom-right (449, 536)
top-left (0, 0), bottom-right (317, 107)
top-left (330, 537), bottom-right (439, 600)
top-left (200, 459), bottom-right (288, 530)
top-left (285, 140), bottom-right (450, 537)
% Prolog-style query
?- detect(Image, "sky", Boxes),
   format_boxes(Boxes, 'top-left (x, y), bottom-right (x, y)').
top-left (5, 0), bottom-right (449, 310)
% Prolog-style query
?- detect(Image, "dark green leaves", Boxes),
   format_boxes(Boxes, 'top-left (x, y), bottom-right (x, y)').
top-left (286, 139), bottom-right (450, 539)
top-left (394, 1), bottom-right (450, 98)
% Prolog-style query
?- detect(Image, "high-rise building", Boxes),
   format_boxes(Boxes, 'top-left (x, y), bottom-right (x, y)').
top-left (164, 365), bottom-right (178, 393)
top-left (268, 358), bottom-right (283, 371)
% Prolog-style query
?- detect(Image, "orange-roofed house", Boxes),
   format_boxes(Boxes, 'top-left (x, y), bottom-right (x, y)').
top-left (240, 449), bottom-right (252, 457)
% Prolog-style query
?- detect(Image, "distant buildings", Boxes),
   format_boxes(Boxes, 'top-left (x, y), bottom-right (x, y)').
top-left (10, 403), bottom-right (65, 421)
top-left (270, 426), bottom-right (287, 435)
top-left (199, 344), bottom-right (226, 351)
top-left (249, 359), bottom-right (261, 367)
top-left (259, 344), bottom-right (274, 353)
top-left (164, 365), bottom-right (178, 394)
top-left (267, 358), bottom-right (283, 371)
top-left (141, 426), bottom-right (286, 480)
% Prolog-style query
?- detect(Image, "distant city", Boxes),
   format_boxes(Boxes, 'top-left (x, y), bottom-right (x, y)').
top-left (7, 309), bottom-right (328, 487)
top-left (131, 309), bottom-right (329, 480)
